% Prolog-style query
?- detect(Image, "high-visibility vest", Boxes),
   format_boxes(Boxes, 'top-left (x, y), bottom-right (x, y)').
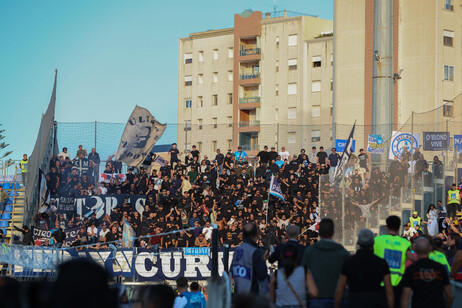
top-left (429, 250), bottom-right (450, 273)
top-left (20, 159), bottom-right (29, 173)
top-left (448, 189), bottom-right (460, 204)
top-left (374, 234), bottom-right (411, 286)
top-left (409, 216), bottom-right (422, 228)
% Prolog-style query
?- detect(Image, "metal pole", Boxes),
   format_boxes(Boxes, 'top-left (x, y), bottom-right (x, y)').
top-left (94, 121), bottom-right (97, 151)
top-left (411, 112), bottom-right (415, 211)
top-left (223, 244), bottom-right (230, 273)
top-left (211, 223), bottom-right (219, 280)
top-left (276, 123), bottom-right (280, 152)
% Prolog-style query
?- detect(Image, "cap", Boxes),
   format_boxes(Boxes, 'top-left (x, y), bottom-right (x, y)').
top-left (357, 228), bottom-right (374, 247)
top-left (413, 211), bottom-right (418, 215)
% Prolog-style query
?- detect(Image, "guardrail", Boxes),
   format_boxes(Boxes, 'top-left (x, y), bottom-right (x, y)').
top-left (239, 120), bottom-right (260, 128)
top-left (239, 97), bottom-right (260, 104)
top-left (240, 48), bottom-right (261, 56)
top-left (239, 73), bottom-right (260, 80)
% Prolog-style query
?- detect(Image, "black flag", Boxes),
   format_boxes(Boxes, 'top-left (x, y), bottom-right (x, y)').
top-left (331, 122), bottom-right (356, 186)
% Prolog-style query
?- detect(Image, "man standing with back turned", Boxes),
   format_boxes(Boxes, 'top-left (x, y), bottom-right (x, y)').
top-left (301, 218), bottom-right (349, 308)
top-left (373, 215), bottom-right (416, 308)
top-left (230, 223), bottom-right (268, 295)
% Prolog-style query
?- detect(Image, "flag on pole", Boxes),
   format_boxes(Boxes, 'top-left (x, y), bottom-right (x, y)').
top-left (122, 218), bottom-right (135, 248)
top-left (269, 175), bottom-right (285, 202)
top-left (115, 106), bottom-right (167, 168)
top-left (38, 169), bottom-right (50, 213)
top-left (308, 221), bottom-right (320, 233)
top-left (154, 155), bottom-right (167, 167)
top-left (331, 122), bottom-right (356, 185)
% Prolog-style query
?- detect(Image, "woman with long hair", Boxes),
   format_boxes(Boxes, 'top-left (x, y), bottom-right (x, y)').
top-left (270, 244), bottom-right (318, 308)
top-left (426, 204), bottom-right (439, 236)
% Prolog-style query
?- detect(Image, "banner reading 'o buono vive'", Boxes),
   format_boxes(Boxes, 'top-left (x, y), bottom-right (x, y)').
top-left (13, 247), bottom-right (239, 281)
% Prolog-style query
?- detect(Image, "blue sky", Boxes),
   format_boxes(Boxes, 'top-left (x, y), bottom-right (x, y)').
top-left (0, 0), bottom-right (333, 159)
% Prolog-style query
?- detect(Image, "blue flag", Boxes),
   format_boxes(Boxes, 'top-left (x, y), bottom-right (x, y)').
top-left (269, 175), bottom-right (285, 202)
top-left (122, 218), bottom-right (135, 248)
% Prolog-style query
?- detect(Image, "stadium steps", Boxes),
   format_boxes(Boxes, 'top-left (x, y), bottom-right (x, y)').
top-left (0, 184), bottom-right (25, 239)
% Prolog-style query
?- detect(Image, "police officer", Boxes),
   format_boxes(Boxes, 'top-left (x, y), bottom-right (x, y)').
top-left (230, 223), bottom-right (268, 295)
top-left (447, 183), bottom-right (460, 220)
top-left (19, 154), bottom-right (29, 186)
top-left (374, 215), bottom-right (416, 308)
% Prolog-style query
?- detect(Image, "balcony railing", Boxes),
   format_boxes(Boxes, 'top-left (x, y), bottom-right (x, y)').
top-left (239, 120), bottom-right (260, 128)
top-left (239, 97), bottom-right (261, 104)
top-left (239, 73), bottom-right (260, 80)
top-left (241, 143), bottom-right (259, 151)
top-left (240, 48), bottom-right (261, 56)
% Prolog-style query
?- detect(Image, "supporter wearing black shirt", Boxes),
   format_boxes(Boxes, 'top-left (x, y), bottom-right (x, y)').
top-left (126, 168), bottom-right (135, 185)
top-left (268, 147), bottom-right (278, 163)
top-left (316, 146), bottom-right (328, 165)
top-left (215, 149), bottom-right (224, 167)
top-left (169, 143), bottom-right (180, 165)
top-left (105, 226), bottom-right (120, 243)
top-left (257, 146), bottom-right (270, 165)
top-left (190, 145), bottom-right (200, 161)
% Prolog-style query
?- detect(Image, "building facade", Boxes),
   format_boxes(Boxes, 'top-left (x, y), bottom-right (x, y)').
top-left (334, 0), bottom-right (462, 149)
top-left (178, 10), bottom-right (333, 157)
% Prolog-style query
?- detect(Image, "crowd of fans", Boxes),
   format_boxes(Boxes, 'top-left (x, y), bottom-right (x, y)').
top-left (14, 141), bottom-right (454, 251)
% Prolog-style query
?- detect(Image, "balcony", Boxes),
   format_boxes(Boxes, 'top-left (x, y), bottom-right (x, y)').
top-left (240, 48), bottom-right (261, 56)
top-left (239, 120), bottom-right (260, 128)
top-left (239, 72), bottom-right (260, 80)
top-left (241, 143), bottom-right (259, 151)
top-left (239, 96), bottom-right (260, 104)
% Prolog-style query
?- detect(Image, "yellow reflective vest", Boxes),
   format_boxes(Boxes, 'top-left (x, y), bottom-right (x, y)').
top-left (448, 189), bottom-right (460, 204)
top-left (374, 234), bottom-right (411, 286)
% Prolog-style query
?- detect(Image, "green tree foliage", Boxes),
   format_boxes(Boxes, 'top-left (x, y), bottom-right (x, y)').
top-left (0, 124), bottom-right (13, 167)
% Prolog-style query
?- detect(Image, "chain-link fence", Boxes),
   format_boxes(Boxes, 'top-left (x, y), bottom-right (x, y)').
top-left (55, 116), bottom-right (462, 249)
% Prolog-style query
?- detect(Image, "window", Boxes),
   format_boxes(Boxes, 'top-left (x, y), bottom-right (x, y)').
top-left (228, 70), bottom-right (233, 81)
top-left (443, 100), bottom-right (454, 117)
top-left (198, 142), bottom-right (202, 152)
top-left (312, 56), bottom-right (321, 68)
top-left (288, 132), bottom-right (296, 144)
top-left (198, 74), bottom-right (204, 84)
top-left (276, 36), bottom-right (280, 44)
top-left (276, 60), bottom-right (279, 72)
top-left (330, 129), bottom-right (333, 141)
top-left (331, 79), bottom-right (333, 91)
top-left (288, 59), bottom-right (297, 70)
top-left (185, 99), bottom-right (192, 108)
top-left (184, 53), bottom-right (192, 64)
top-left (212, 94), bottom-right (218, 106)
top-left (312, 106), bottom-right (321, 117)
top-left (311, 130), bottom-right (321, 142)
top-left (197, 96), bottom-right (203, 107)
top-left (444, 65), bottom-right (454, 81)
top-left (199, 51), bottom-right (204, 62)
top-left (445, 0), bottom-right (454, 11)
top-left (213, 72), bottom-right (218, 83)
top-left (312, 81), bottom-right (321, 92)
top-left (184, 75), bottom-right (192, 86)
top-left (275, 109), bottom-right (279, 121)
top-left (184, 120), bottom-right (192, 131)
top-left (213, 49), bottom-right (218, 60)
top-left (227, 116), bottom-right (233, 128)
top-left (288, 83), bottom-right (297, 95)
top-left (288, 108), bottom-right (297, 119)
top-left (212, 118), bottom-right (217, 129)
top-left (228, 47), bottom-right (234, 58)
top-left (227, 93), bottom-right (233, 105)
top-left (212, 141), bottom-right (217, 152)
top-left (227, 139), bottom-right (232, 150)
top-left (275, 85), bottom-right (279, 96)
top-left (330, 104), bottom-right (333, 116)
top-left (331, 54), bottom-right (333, 65)
top-left (198, 119), bottom-right (203, 130)
top-left (444, 30), bottom-right (454, 47)
top-left (288, 34), bottom-right (298, 46)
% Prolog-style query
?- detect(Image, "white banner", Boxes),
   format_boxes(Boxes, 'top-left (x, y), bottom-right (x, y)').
top-left (115, 106), bottom-right (166, 168)
top-left (388, 131), bottom-right (420, 160)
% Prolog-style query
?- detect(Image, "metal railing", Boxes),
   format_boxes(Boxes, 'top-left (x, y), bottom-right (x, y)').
top-left (240, 48), bottom-right (261, 56)
top-left (241, 144), bottom-right (259, 151)
top-left (239, 97), bottom-right (260, 104)
top-left (239, 73), bottom-right (260, 80)
top-left (239, 120), bottom-right (260, 128)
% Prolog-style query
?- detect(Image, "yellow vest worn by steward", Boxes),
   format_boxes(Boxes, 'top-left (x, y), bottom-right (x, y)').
top-left (374, 234), bottom-right (411, 286)
top-left (448, 189), bottom-right (460, 204)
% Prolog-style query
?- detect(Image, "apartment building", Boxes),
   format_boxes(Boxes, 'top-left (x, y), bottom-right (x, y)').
top-left (178, 10), bottom-right (333, 156)
top-left (334, 0), bottom-right (462, 148)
